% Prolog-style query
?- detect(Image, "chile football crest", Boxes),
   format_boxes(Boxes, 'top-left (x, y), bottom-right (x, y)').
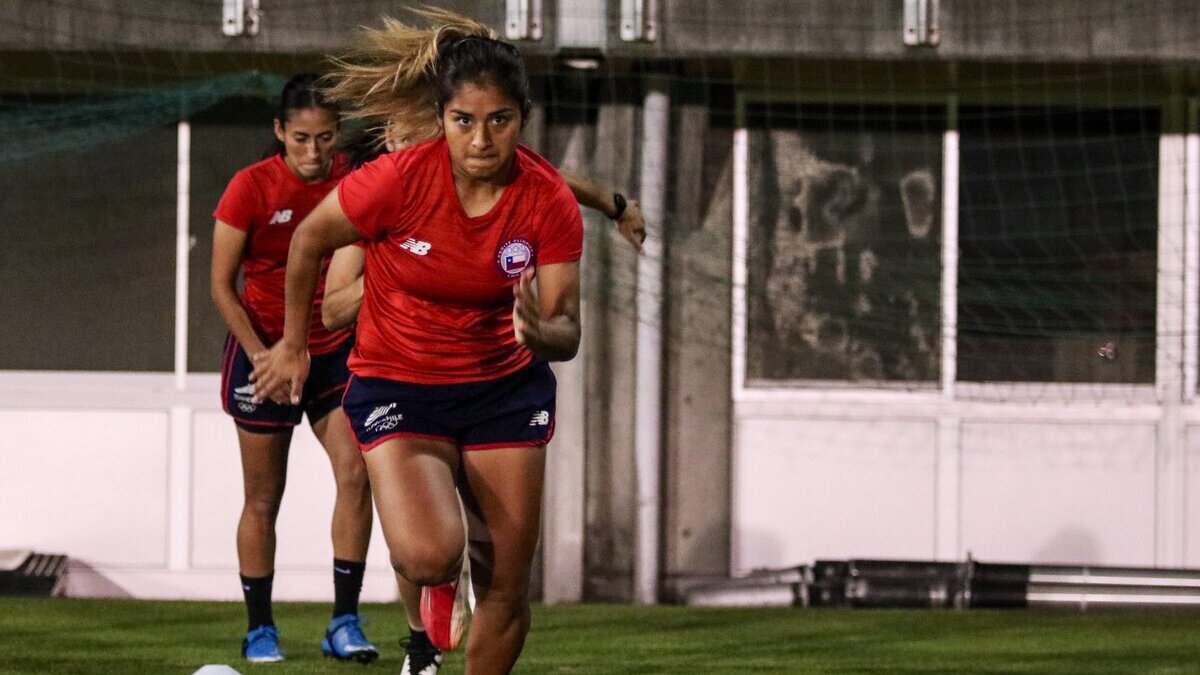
top-left (496, 238), bottom-right (534, 278)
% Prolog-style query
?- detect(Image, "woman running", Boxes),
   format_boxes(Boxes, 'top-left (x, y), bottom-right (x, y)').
top-left (253, 11), bottom-right (588, 674)
top-left (318, 86), bottom-right (644, 675)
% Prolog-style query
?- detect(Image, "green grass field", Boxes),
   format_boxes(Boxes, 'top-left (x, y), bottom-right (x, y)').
top-left (0, 598), bottom-right (1198, 674)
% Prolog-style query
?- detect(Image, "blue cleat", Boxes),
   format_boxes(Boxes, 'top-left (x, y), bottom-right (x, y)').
top-left (321, 614), bottom-right (379, 663)
top-left (242, 624), bottom-right (284, 663)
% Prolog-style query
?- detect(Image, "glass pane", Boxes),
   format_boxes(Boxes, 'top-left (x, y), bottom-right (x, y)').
top-left (0, 127), bottom-right (176, 371)
top-left (957, 106), bottom-right (1159, 383)
top-left (745, 103), bottom-right (944, 384)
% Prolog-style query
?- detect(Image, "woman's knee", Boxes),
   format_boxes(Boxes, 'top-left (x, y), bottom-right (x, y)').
top-left (472, 571), bottom-right (532, 611)
top-left (242, 487), bottom-right (284, 522)
top-left (391, 543), bottom-right (462, 586)
top-left (471, 590), bottom-right (532, 643)
top-left (333, 457), bottom-right (371, 498)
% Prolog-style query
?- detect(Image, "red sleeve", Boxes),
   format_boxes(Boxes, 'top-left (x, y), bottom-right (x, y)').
top-left (536, 181), bottom-right (584, 266)
top-left (213, 169), bottom-right (259, 232)
top-left (338, 153), bottom-right (406, 242)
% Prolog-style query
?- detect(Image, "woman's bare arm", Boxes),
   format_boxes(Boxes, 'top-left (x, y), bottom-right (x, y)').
top-left (211, 221), bottom-right (268, 356)
top-left (322, 245), bottom-right (367, 331)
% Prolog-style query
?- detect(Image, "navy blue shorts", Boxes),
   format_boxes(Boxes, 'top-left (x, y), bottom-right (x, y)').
top-left (341, 361), bottom-right (557, 452)
top-left (221, 334), bottom-right (354, 434)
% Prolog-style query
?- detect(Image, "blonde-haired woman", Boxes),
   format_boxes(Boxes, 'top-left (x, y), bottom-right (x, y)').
top-left (253, 10), bottom-right (590, 675)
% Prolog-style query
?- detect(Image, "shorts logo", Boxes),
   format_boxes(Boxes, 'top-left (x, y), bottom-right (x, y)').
top-left (529, 410), bottom-right (550, 427)
top-left (365, 403), bottom-right (396, 427)
top-left (268, 209), bottom-right (293, 225)
top-left (365, 403), bottom-right (403, 432)
top-left (232, 382), bottom-right (257, 407)
top-left (401, 238), bottom-right (432, 256)
top-left (496, 238), bottom-right (534, 278)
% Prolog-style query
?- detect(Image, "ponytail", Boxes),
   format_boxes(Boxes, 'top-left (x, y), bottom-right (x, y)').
top-left (323, 8), bottom-right (529, 151)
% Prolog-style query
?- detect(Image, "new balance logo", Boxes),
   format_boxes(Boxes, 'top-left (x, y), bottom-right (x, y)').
top-left (529, 410), bottom-right (550, 427)
top-left (365, 403), bottom-right (397, 428)
top-left (400, 238), bottom-right (432, 256)
top-left (268, 209), bottom-right (293, 224)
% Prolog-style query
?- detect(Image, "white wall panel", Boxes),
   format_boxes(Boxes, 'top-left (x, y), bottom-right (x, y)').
top-left (1185, 426), bottom-right (1200, 565)
top-left (190, 411), bottom-right (393, 574)
top-left (961, 422), bottom-right (1157, 565)
top-left (732, 418), bottom-right (938, 574)
top-left (0, 410), bottom-right (169, 567)
top-left (189, 410), bottom-right (245, 569)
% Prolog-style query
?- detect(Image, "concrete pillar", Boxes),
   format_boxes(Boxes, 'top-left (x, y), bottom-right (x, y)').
top-left (662, 105), bottom-right (735, 599)
top-left (542, 121), bottom-right (593, 603)
top-left (583, 102), bottom-right (641, 601)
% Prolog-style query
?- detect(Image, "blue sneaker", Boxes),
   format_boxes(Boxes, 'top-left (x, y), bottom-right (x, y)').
top-left (242, 624), bottom-right (284, 663)
top-left (321, 614), bottom-right (379, 663)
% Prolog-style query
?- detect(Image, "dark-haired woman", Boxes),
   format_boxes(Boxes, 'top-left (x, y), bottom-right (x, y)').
top-left (253, 12), bottom-right (593, 675)
top-left (319, 122), bottom-right (643, 675)
top-left (210, 73), bottom-right (377, 664)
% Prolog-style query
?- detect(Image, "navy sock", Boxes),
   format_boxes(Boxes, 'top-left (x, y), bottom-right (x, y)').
top-left (240, 573), bottom-right (275, 631)
top-left (333, 558), bottom-right (367, 618)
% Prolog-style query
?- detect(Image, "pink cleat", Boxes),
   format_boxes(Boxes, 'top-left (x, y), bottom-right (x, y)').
top-left (419, 562), bottom-right (471, 651)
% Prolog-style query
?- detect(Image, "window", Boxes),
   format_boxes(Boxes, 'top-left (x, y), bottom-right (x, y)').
top-left (957, 107), bottom-right (1159, 384)
top-left (744, 103), bottom-right (945, 385)
top-left (0, 127), bottom-right (177, 371)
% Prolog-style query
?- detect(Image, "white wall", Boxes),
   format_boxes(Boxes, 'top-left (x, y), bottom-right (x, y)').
top-left (729, 398), bottom-right (1195, 573)
top-left (733, 416), bottom-right (937, 566)
top-left (0, 368), bottom-right (588, 602)
top-left (0, 372), bottom-right (397, 600)
top-left (3, 379), bottom-right (1192, 598)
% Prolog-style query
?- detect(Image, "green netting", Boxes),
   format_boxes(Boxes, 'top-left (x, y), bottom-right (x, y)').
top-left (0, 71), bottom-right (285, 167)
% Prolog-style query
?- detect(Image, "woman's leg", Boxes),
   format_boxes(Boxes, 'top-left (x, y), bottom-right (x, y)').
top-left (362, 437), bottom-right (465, 587)
top-left (459, 445), bottom-right (546, 675)
top-left (236, 426), bottom-right (292, 575)
top-left (235, 426), bottom-right (292, 630)
top-left (311, 407), bottom-right (380, 663)
top-left (311, 408), bottom-right (372, 565)
top-left (399, 574), bottom-right (425, 629)
top-left (304, 339), bottom-right (379, 662)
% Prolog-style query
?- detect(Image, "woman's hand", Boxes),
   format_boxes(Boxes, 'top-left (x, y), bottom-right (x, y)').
top-left (512, 263), bottom-right (580, 362)
top-left (512, 267), bottom-right (540, 347)
top-left (250, 342), bottom-right (310, 405)
top-left (616, 199), bottom-right (647, 253)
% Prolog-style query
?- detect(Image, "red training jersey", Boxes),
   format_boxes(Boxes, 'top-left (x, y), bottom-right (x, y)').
top-left (213, 153), bottom-right (352, 355)
top-left (338, 136), bottom-right (583, 384)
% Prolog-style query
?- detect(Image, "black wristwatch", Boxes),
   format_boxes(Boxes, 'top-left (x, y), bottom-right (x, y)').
top-left (609, 192), bottom-right (628, 221)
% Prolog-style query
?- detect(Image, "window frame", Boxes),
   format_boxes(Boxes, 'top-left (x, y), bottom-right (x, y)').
top-left (732, 90), bottom-right (1179, 404)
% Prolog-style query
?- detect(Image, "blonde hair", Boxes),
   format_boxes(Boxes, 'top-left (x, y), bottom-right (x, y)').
top-left (323, 7), bottom-right (498, 149)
